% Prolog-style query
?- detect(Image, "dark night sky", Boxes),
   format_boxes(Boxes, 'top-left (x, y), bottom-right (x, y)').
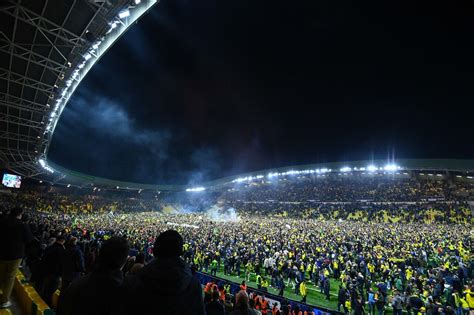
top-left (48, 0), bottom-right (474, 185)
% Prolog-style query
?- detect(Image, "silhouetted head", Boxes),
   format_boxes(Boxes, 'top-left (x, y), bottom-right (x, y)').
top-left (153, 229), bottom-right (183, 258)
top-left (97, 237), bottom-right (130, 270)
top-left (9, 207), bottom-right (23, 218)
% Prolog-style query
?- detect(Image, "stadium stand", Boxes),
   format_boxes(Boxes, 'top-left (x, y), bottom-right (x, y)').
top-left (0, 166), bottom-right (473, 314)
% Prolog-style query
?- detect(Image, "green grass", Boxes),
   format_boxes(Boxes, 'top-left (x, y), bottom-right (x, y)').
top-left (204, 265), bottom-right (340, 311)
top-left (202, 265), bottom-right (398, 314)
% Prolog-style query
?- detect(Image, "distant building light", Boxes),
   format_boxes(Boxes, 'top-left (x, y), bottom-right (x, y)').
top-left (340, 167), bottom-right (351, 172)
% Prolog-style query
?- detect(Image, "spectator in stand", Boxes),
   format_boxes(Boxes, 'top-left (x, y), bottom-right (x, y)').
top-left (118, 230), bottom-right (205, 315)
top-left (0, 207), bottom-right (33, 309)
top-left (205, 290), bottom-right (226, 315)
top-left (127, 252), bottom-right (145, 275)
top-left (57, 237), bottom-right (129, 315)
top-left (39, 235), bottom-right (65, 305)
top-left (60, 237), bottom-right (85, 293)
top-left (230, 290), bottom-right (258, 315)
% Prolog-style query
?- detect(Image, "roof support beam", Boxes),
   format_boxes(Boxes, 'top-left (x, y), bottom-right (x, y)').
top-left (0, 68), bottom-right (55, 95)
top-left (0, 92), bottom-right (48, 113)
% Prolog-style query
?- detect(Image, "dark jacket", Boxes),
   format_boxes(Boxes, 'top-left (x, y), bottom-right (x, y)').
top-left (119, 257), bottom-right (205, 315)
top-left (57, 268), bottom-right (123, 315)
top-left (206, 300), bottom-right (226, 315)
top-left (61, 246), bottom-right (85, 282)
top-left (41, 242), bottom-right (65, 276)
top-left (0, 216), bottom-right (33, 260)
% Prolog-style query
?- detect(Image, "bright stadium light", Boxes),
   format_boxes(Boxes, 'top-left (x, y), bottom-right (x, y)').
top-left (119, 10), bottom-right (130, 18)
top-left (109, 21), bottom-right (118, 31)
top-left (39, 159), bottom-right (54, 173)
top-left (367, 165), bottom-right (377, 172)
top-left (383, 164), bottom-right (398, 172)
top-left (84, 53), bottom-right (92, 61)
top-left (92, 41), bottom-right (101, 50)
top-left (340, 167), bottom-right (351, 172)
top-left (186, 187), bottom-right (205, 192)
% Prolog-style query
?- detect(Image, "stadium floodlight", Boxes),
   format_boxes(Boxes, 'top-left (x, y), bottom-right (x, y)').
top-left (186, 187), bottom-right (205, 192)
top-left (359, 167), bottom-right (366, 171)
top-left (84, 53), bottom-right (92, 61)
top-left (39, 159), bottom-right (54, 173)
top-left (436, 174), bottom-right (443, 177)
top-left (134, 0), bottom-right (141, 4)
top-left (92, 41), bottom-right (101, 50)
top-left (456, 175), bottom-right (462, 178)
top-left (320, 168), bottom-right (329, 173)
top-left (119, 10), bottom-right (130, 19)
top-left (67, 184), bottom-right (71, 188)
top-left (467, 176), bottom-right (473, 179)
top-left (109, 21), bottom-right (118, 31)
top-left (367, 165), bottom-right (377, 172)
top-left (340, 167), bottom-right (351, 172)
top-left (383, 164), bottom-right (398, 172)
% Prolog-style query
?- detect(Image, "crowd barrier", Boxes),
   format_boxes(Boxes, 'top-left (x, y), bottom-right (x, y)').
top-left (196, 272), bottom-right (341, 315)
top-left (12, 271), bottom-right (55, 315)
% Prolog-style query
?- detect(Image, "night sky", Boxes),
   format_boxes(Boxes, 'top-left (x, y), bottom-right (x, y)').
top-left (48, 0), bottom-right (474, 185)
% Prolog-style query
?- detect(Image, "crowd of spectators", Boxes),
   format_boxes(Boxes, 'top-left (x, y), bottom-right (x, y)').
top-left (0, 174), bottom-right (472, 314)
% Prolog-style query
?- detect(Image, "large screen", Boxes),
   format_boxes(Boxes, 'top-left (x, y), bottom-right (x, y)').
top-left (2, 173), bottom-right (22, 188)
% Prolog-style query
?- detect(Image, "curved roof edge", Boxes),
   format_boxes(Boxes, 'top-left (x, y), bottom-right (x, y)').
top-left (41, 158), bottom-right (474, 191)
top-left (0, 0), bottom-right (158, 179)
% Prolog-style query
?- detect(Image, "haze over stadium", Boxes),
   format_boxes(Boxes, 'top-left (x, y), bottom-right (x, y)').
top-left (0, 0), bottom-right (473, 315)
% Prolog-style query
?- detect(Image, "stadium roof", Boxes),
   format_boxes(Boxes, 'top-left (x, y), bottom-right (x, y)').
top-left (0, 0), bottom-right (157, 182)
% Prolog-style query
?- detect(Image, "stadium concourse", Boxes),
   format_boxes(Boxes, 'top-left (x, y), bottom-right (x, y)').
top-left (0, 162), bottom-right (473, 315)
